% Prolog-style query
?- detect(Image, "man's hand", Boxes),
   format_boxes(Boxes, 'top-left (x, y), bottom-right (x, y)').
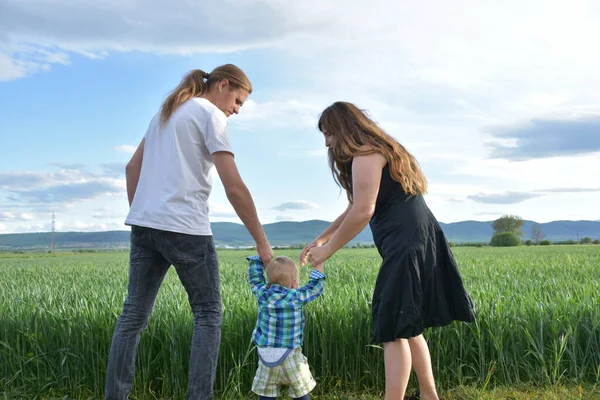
top-left (257, 243), bottom-right (274, 267)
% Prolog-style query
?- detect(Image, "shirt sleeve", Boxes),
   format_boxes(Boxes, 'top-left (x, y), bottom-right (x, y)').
top-left (144, 114), bottom-right (159, 139)
top-left (247, 255), bottom-right (266, 296)
top-left (296, 270), bottom-right (326, 304)
top-left (203, 109), bottom-right (233, 155)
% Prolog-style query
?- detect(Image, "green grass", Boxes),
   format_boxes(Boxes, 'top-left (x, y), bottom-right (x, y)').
top-left (4, 384), bottom-right (600, 400)
top-left (1, 246), bottom-right (599, 399)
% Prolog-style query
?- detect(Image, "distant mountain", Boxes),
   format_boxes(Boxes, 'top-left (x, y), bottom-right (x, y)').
top-left (439, 220), bottom-right (600, 243)
top-left (0, 219), bottom-right (599, 250)
top-left (0, 221), bottom-right (371, 250)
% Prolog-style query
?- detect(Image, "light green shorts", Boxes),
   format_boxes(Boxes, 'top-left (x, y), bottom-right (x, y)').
top-left (251, 348), bottom-right (316, 398)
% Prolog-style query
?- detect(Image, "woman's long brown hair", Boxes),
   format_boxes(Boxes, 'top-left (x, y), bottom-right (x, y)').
top-left (318, 101), bottom-right (427, 201)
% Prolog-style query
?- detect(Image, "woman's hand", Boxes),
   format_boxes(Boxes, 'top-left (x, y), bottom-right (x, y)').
top-left (307, 244), bottom-right (334, 268)
top-left (300, 239), bottom-right (324, 266)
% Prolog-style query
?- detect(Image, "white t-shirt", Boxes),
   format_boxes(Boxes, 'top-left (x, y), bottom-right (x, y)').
top-left (125, 98), bottom-right (232, 235)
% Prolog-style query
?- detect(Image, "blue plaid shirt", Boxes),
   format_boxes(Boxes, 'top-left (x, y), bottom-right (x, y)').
top-left (247, 255), bottom-right (325, 349)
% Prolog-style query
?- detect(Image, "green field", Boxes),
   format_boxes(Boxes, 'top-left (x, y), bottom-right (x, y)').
top-left (1, 246), bottom-right (599, 399)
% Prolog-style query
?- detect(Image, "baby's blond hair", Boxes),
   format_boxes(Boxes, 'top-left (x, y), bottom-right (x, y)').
top-left (266, 256), bottom-right (299, 288)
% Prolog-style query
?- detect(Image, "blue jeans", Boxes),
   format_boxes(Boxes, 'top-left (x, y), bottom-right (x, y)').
top-left (105, 226), bottom-right (221, 400)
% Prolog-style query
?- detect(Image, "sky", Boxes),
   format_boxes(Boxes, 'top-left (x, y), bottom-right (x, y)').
top-left (0, 0), bottom-right (599, 234)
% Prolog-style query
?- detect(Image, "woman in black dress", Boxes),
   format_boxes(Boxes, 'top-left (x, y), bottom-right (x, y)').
top-left (301, 102), bottom-right (474, 400)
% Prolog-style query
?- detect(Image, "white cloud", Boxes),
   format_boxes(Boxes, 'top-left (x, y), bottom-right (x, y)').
top-left (486, 112), bottom-right (600, 160)
top-left (0, 51), bottom-right (27, 81)
top-left (0, 211), bottom-right (36, 221)
top-left (12, 223), bottom-right (46, 233)
top-left (0, 0), bottom-right (332, 79)
top-left (4, 1), bottom-right (600, 146)
top-left (427, 183), bottom-right (489, 197)
top-left (541, 187), bottom-right (600, 194)
top-left (0, 223), bottom-right (6, 233)
top-left (92, 210), bottom-right (126, 220)
top-left (0, 212), bottom-right (15, 221)
top-left (233, 99), bottom-right (321, 131)
top-left (6, 179), bottom-right (123, 204)
top-left (271, 201), bottom-right (319, 211)
top-left (465, 186), bottom-right (600, 205)
top-left (114, 145), bottom-right (137, 154)
top-left (68, 220), bottom-right (124, 232)
top-left (0, 44), bottom-right (71, 81)
top-left (100, 162), bottom-right (126, 178)
top-left (0, 164), bottom-right (127, 234)
top-left (2, 0), bottom-right (599, 228)
top-left (2, 1), bottom-right (600, 119)
top-left (474, 211), bottom-right (505, 217)
top-left (448, 154), bottom-right (599, 189)
top-left (9, 220), bottom-right (125, 233)
top-left (275, 215), bottom-right (296, 222)
top-left (208, 201), bottom-right (238, 220)
top-left (49, 163), bottom-right (86, 170)
top-left (468, 191), bottom-right (541, 205)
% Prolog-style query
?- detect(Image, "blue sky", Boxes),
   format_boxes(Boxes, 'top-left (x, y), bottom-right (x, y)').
top-left (1, 0), bottom-right (599, 234)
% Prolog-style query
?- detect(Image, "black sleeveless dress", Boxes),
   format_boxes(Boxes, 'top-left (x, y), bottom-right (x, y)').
top-left (348, 162), bottom-right (475, 342)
